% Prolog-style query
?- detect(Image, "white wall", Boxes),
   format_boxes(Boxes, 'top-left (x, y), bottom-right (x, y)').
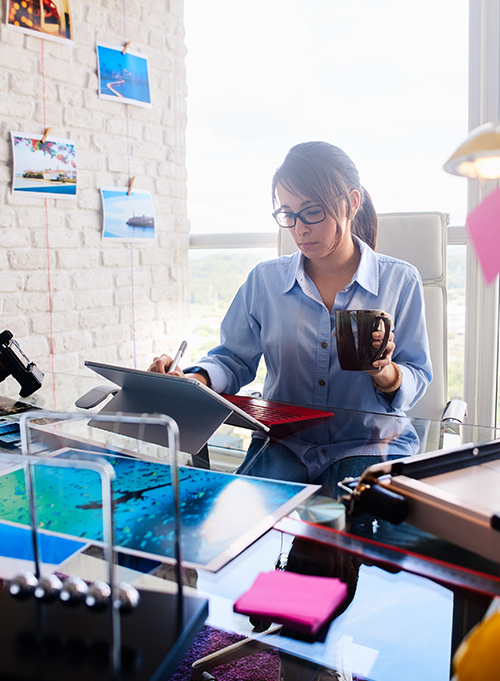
top-left (0, 0), bottom-right (189, 376)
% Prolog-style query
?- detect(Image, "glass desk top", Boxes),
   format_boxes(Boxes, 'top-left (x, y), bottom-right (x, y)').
top-left (2, 369), bottom-right (497, 463)
top-left (1, 371), bottom-right (500, 680)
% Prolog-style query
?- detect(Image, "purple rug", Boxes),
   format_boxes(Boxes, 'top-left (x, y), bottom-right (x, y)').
top-left (169, 625), bottom-right (369, 681)
top-left (169, 625), bottom-right (280, 680)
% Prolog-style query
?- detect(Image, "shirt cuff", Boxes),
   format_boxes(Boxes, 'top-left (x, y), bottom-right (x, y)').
top-left (185, 366), bottom-right (212, 388)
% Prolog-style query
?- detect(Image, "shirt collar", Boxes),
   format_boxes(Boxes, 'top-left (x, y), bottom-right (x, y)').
top-left (282, 251), bottom-right (303, 293)
top-left (352, 235), bottom-right (379, 295)
top-left (283, 235), bottom-right (379, 296)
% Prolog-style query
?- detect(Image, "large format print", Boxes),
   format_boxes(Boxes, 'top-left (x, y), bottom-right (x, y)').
top-left (11, 132), bottom-right (77, 198)
top-left (96, 43), bottom-right (152, 107)
top-left (6, 0), bottom-right (73, 43)
top-left (0, 449), bottom-right (317, 571)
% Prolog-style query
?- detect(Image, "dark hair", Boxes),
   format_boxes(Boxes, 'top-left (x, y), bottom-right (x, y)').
top-left (272, 141), bottom-right (378, 250)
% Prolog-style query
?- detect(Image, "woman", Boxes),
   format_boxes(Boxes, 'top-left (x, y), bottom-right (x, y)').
top-left (149, 141), bottom-right (432, 415)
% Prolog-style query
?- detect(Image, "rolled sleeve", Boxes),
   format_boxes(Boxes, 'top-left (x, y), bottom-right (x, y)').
top-left (374, 271), bottom-right (432, 412)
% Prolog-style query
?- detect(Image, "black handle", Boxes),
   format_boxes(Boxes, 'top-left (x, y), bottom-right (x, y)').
top-left (357, 483), bottom-right (409, 524)
top-left (371, 315), bottom-right (392, 362)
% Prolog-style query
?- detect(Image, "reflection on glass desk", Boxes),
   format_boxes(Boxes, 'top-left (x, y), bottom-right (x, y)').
top-left (1, 371), bottom-right (500, 680)
top-left (196, 527), bottom-right (457, 681)
top-left (0, 370), bottom-right (497, 467)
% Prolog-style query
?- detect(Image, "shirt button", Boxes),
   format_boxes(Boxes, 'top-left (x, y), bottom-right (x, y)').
top-left (318, 379), bottom-right (325, 386)
top-left (321, 447), bottom-right (327, 454)
top-left (321, 342), bottom-right (328, 348)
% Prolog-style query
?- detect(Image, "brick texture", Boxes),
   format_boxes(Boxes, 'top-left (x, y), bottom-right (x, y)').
top-left (0, 0), bottom-right (189, 377)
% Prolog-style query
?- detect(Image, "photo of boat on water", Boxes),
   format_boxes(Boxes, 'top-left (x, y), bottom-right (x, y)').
top-left (96, 43), bottom-right (151, 108)
top-left (11, 132), bottom-right (77, 198)
top-left (6, 0), bottom-right (74, 43)
top-left (101, 187), bottom-right (155, 240)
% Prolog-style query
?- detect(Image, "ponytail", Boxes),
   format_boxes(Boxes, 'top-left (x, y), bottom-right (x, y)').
top-left (351, 187), bottom-right (377, 250)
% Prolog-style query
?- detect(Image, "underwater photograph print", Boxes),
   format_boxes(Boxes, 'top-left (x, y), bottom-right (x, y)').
top-left (0, 449), bottom-right (317, 570)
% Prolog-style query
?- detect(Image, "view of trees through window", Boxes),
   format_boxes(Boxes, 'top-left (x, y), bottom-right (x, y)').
top-left (188, 250), bottom-right (274, 393)
top-left (447, 245), bottom-right (466, 401)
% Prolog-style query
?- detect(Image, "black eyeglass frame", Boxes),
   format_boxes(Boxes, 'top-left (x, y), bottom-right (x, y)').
top-left (272, 204), bottom-right (327, 229)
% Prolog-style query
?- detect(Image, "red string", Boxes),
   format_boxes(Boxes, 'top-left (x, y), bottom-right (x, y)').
top-left (41, 41), bottom-right (47, 125)
top-left (41, 41), bottom-right (56, 404)
top-left (122, 0), bottom-right (137, 367)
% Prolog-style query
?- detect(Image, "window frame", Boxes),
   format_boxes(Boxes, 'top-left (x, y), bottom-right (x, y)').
top-left (189, 0), bottom-right (500, 427)
top-left (463, 0), bottom-right (500, 426)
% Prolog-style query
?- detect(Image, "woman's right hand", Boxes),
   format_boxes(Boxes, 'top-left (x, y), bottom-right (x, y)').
top-left (147, 354), bottom-right (183, 376)
top-left (147, 354), bottom-right (208, 385)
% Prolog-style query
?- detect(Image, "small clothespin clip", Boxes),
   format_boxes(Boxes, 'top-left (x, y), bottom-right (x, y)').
top-left (127, 177), bottom-right (135, 195)
top-left (122, 41), bottom-right (131, 55)
top-left (41, 127), bottom-right (52, 144)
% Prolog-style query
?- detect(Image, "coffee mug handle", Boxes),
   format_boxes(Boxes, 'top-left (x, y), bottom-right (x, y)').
top-left (371, 315), bottom-right (392, 362)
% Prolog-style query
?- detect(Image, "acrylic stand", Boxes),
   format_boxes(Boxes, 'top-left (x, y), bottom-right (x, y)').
top-left (0, 411), bottom-right (208, 681)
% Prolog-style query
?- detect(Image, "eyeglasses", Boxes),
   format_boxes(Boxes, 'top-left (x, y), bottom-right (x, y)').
top-left (272, 204), bottom-right (327, 228)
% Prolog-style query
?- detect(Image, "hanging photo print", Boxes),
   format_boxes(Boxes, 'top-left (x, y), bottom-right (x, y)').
top-left (101, 187), bottom-right (155, 241)
top-left (96, 43), bottom-right (152, 108)
top-left (6, 0), bottom-right (74, 43)
top-left (11, 132), bottom-right (77, 198)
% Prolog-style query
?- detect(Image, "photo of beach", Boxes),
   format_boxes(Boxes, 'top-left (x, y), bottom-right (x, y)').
top-left (101, 187), bottom-right (155, 240)
top-left (11, 132), bottom-right (77, 198)
top-left (6, 0), bottom-right (74, 42)
top-left (96, 43), bottom-right (151, 107)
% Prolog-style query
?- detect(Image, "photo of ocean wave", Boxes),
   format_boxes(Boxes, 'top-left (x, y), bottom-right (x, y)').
top-left (101, 187), bottom-right (155, 240)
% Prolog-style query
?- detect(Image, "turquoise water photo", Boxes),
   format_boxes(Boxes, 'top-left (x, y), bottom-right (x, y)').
top-left (0, 449), bottom-right (315, 570)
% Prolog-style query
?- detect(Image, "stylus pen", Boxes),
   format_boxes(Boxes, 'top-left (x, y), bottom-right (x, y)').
top-left (168, 340), bottom-right (188, 373)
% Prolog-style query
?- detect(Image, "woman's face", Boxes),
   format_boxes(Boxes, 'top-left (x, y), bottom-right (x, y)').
top-left (276, 184), bottom-right (360, 261)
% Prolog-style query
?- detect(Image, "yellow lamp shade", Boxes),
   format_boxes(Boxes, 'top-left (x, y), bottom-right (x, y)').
top-left (453, 610), bottom-right (500, 681)
top-left (444, 122), bottom-right (500, 179)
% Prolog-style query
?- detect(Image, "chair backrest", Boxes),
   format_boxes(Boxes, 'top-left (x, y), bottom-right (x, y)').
top-left (277, 211), bottom-right (449, 420)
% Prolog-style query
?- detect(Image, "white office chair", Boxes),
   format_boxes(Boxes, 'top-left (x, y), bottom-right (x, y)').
top-left (277, 210), bottom-right (467, 425)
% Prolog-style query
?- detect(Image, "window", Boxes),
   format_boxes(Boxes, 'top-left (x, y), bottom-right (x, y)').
top-left (188, 246), bottom-right (274, 392)
top-left (185, 1), bottom-right (468, 233)
top-left (447, 242), bottom-right (467, 400)
top-left (185, 0), bottom-right (469, 417)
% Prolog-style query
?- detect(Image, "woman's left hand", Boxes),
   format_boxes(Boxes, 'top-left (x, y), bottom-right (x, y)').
top-left (367, 328), bottom-right (396, 384)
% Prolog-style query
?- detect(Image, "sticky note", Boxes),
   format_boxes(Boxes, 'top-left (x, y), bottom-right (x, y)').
top-left (233, 570), bottom-right (348, 635)
top-left (466, 187), bottom-right (500, 284)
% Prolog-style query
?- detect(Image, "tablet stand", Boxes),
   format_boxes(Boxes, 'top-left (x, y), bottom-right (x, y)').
top-left (0, 411), bottom-right (208, 681)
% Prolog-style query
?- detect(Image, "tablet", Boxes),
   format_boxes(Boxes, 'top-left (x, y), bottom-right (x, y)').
top-left (84, 360), bottom-right (269, 455)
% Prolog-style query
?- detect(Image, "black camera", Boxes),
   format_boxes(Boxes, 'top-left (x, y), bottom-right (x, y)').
top-left (0, 330), bottom-right (44, 398)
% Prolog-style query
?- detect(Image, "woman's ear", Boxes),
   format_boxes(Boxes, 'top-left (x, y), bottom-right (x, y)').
top-left (350, 189), bottom-right (361, 216)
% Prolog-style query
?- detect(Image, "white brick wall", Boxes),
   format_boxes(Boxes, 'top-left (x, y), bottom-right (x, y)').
top-left (0, 0), bottom-right (190, 377)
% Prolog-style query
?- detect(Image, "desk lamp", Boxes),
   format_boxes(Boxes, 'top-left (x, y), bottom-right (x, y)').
top-left (444, 122), bottom-right (500, 285)
top-left (444, 122), bottom-right (500, 179)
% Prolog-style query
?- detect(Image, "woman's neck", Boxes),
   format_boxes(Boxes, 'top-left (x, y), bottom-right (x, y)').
top-left (305, 236), bottom-right (360, 281)
top-left (304, 238), bottom-right (361, 312)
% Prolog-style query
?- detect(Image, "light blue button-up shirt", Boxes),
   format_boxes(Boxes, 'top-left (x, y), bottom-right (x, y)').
top-left (190, 237), bottom-right (432, 414)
